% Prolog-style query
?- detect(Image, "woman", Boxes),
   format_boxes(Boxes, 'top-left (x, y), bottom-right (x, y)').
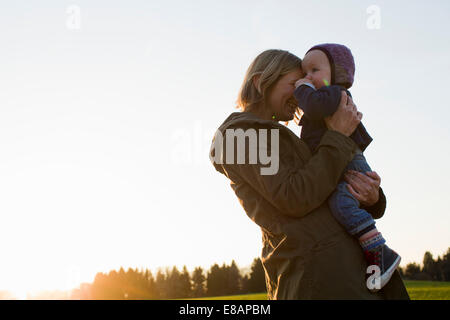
top-left (210, 49), bottom-right (409, 299)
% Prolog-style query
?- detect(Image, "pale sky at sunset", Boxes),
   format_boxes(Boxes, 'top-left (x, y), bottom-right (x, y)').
top-left (0, 0), bottom-right (449, 298)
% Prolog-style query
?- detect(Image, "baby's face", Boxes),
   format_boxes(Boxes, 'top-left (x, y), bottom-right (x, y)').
top-left (301, 50), bottom-right (331, 89)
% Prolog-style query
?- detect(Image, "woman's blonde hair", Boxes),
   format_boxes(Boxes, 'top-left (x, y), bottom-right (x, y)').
top-left (236, 49), bottom-right (302, 117)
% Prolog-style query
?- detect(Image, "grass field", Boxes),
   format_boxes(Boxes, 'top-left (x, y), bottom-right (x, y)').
top-left (191, 281), bottom-right (450, 300)
top-left (404, 280), bottom-right (450, 300)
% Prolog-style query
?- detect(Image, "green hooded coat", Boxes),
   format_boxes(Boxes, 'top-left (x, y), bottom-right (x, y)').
top-left (210, 111), bottom-right (409, 300)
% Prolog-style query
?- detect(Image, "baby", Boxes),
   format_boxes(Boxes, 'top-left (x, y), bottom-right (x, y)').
top-left (294, 43), bottom-right (400, 291)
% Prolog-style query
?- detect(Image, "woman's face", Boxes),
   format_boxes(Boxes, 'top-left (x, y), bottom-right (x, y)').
top-left (266, 68), bottom-right (304, 121)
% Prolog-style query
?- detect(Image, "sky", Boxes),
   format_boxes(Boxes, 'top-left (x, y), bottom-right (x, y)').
top-left (0, 0), bottom-right (449, 298)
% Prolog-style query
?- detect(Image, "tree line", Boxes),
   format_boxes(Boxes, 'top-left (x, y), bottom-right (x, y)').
top-left (69, 247), bottom-right (450, 299)
top-left (73, 258), bottom-right (266, 300)
top-left (398, 248), bottom-right (450, 281)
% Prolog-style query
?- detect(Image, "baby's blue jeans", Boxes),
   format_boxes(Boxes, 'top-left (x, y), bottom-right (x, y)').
top-left (328, 149), bottom-right (376, 236)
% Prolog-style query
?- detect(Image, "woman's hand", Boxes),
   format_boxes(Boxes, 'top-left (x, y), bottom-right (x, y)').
top-left (324, 91), bottom-right (362, 137)
top-left (344, 170), bottom-right (381, 207)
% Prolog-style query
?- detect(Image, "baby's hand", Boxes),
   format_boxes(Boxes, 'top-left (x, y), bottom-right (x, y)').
top-left (295, 78), bottom-right (313, 89)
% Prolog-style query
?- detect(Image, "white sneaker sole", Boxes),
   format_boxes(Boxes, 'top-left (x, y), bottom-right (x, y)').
top-left (380, 255), bottom-right (401, 288)
top-left (369, 255), bottom-right (401, 292)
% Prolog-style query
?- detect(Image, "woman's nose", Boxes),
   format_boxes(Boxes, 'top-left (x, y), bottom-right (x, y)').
top-left (305, 74), bottom-right (313, 80)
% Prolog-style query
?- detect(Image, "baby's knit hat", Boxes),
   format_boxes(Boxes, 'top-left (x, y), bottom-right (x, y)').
top-left (306, 43), bottom-right (355, 89)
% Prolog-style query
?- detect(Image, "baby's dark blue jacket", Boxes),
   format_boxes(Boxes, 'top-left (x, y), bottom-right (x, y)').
top-left (294, 84), bottom-right (373, 153)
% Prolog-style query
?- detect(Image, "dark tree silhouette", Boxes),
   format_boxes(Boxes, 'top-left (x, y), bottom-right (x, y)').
top-left (225, 261), bottom-right (242, 295)
top-left (192, 267), bottom-right (206, 297)
top-left (206, 263), bottom-right (222, 297)
top-left (179, 266), bottom-right (192, 298)
top-left (243, 258), bottom-right (266, 293)
top-left (423, 252), bottom-right (437, 281)
top-left (155, 269), bottom-right (167, 299)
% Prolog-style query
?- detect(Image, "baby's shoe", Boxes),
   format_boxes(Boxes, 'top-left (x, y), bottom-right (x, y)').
top-left (364, 244), bottom-right (401, 292)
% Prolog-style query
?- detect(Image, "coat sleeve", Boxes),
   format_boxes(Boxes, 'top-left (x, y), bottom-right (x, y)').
top-left (294, 84), bottom-right (343, 121)
top-left (361, 187), bottom-right (386, 220)
top-left (221, 126), bottom-right (356, 219)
